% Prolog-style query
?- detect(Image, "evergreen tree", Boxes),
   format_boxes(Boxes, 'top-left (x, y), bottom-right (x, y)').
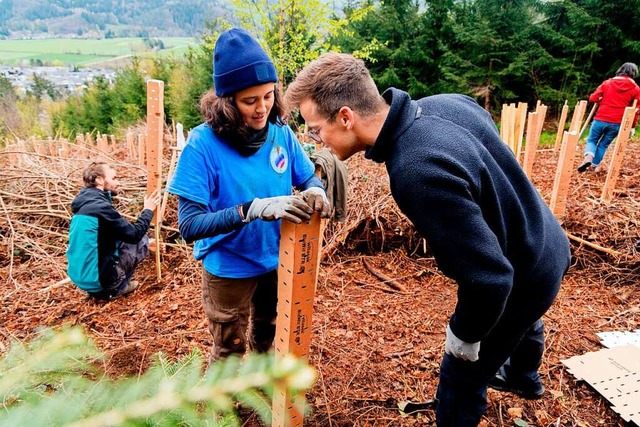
top-left (1, 326), bottom-right (315, 426)
top-left (540, 0), bottom-right (640, 97)
top-left (28, 73), bottom-right (60, 101)
top-left (0, 75), bottom-right (21, 142)
top-left (334, 0), bottom-right (454, 98)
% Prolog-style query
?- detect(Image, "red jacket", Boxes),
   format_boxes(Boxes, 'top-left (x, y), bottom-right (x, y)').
top-left (589, 76), bottom-right (640, 127)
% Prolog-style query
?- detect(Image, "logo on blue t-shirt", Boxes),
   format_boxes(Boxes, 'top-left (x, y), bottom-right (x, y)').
top-left (270, 145), bottom-right (288, 174)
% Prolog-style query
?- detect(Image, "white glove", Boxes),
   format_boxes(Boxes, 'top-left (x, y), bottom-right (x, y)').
top-left (245, 196), bottom-right (312, 223)
top-left (445, 324), bottom-right (480, 362)
top-left (301, 187), bottom-right (332, 218)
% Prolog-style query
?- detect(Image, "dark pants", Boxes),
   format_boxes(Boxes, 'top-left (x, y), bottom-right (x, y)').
top-left (435, 263), bottom-right (567, 426)
top-left (90, 236), bottom-right (149, 300)
top-left (201, 268), bottom-right (278, 365)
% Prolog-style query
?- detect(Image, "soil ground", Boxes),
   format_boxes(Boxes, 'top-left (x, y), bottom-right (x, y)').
top-left (1, 139), bottom-right (639, 426)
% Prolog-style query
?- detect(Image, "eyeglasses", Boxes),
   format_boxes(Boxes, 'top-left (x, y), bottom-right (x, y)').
top-left (308, 109), bottom-right (340, 144)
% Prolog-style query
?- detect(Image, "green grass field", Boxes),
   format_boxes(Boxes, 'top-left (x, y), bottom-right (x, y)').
top-left (0, 37), bottom-right (198, 66)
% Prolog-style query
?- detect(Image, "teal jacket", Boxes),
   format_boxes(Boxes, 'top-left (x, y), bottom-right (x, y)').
top-left (66, 187), bottom-right (153, 292)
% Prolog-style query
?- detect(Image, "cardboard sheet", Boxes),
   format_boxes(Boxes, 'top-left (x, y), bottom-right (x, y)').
top-left (562, 344), bottom-right (640, 424)
top-left (597, 329), bottom-right (640, 349)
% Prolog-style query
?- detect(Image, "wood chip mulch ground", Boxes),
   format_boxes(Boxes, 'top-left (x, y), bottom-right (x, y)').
top-left (1, 136), bottom-right (639, 426)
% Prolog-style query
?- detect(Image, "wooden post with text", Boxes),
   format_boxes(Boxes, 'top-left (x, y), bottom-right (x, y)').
top-left (146, 79), bottom-right (164, 281)
top-left (272, 212), bottom-right (322, 427)
top-left (550, 130), bottom-right (579, 217)
top-left (601, 105), bottom-right (638, 202)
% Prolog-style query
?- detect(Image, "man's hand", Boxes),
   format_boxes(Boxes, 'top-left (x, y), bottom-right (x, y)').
top-left (144, 189), bottom-right (161, 212)
top-left (445, 324), bottom-right (480, 362)
top-left (246, 195), bottom-right (313, 223)
top-left (301, 187), bottom-right (332, 218)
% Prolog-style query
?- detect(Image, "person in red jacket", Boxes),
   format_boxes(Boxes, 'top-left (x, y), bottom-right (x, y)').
top-left (578, 62), bottom-right (640, 173)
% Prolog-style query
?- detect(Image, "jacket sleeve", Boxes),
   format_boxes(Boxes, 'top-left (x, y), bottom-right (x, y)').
top-left (177, 196), bottom-right (244, 243)
top-left (104, 206), bottom-right (153, 244)
top-left (588, 81), bottom-right (606, 103)
top-left (298, 174), bottom-right (324, 191)
top-left (633, 88), bottom-right (640, 128)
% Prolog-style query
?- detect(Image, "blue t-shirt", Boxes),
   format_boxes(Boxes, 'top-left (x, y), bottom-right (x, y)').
top-left (168, 122), bottom-right (315, 278)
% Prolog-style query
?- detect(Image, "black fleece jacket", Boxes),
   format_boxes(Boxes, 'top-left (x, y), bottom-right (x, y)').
top-left (365, 88), bottom-right (571, 343)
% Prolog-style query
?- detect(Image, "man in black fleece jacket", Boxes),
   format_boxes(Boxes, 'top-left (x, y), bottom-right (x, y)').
top-left (285, 53), bottom-right (571, 426)
top-left (67, 162), bottom-right (161, 300)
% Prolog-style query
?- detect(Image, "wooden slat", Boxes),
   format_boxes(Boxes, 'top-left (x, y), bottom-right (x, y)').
top-left (523, 104), bottom-right (547, 177)
top-left (146, 79), bottom-right (164, 281)
top-left (514, 102), bottom-right (528, 163)
top-left (550, 131), bottom-right (579, 217)
top-left (601, 106), bottom-right (637, 202)
top-left (568, 100), bottom-right (587, 133)
top-left (137, 134), bottom-right (145, 167)
top-left (554, 100), bottom-right (569, 153)
top-left (272, 213), bottom-right (322, 427)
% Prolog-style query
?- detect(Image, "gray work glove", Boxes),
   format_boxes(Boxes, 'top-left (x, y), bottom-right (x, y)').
top-left (301, 187), bottom-right (332, 218)
top-left (246, 195), bottom-right (312, 223)
top-left (445, 324), bottom-right (480, 362)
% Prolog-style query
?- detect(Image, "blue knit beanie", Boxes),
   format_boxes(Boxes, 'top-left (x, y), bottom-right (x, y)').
top-left (213, 28), bottom-right (278, 97)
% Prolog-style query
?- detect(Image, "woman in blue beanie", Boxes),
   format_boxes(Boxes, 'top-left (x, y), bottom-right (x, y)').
top-left (168, 27), bottom-right (331, 364)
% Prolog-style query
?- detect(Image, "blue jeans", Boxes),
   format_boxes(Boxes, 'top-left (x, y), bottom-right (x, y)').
top-left (584, 120), bottom-right (620, 166)
top-left (435, 259), bottom-right (569, 426)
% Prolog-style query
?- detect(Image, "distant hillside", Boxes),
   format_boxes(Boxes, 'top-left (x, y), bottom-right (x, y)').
top-left (0, 0), bottom-right (232, 39)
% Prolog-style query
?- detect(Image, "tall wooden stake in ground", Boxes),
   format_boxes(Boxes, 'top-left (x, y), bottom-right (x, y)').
top-left (550, 131), bottom-right (579, 217)
top-left (553, 100), bottom-right (569, 153)
top-left (601, 105), bottom-right (637, 202)
top-left (272, 213), bottom-right (322, 427)
top-left (146, 79), bottom-right (164, 282)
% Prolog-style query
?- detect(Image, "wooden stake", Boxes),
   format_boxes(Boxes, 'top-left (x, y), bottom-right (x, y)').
top-left (568, 100), bottom-right (587, 133)
top-left (146, 79), bottom-right (164, 282)
top-left (500, 104), bottom-right (507, 143)
top-left (508, 103), bottom-right (517, 153)
top-left (522, 112), bottom-right (539, 178)
top-left (579, 103), bottom-right (598, 140)
top-left (514, 102), bottom-right (528, 163)
top-left (550, 131), bottom-right (579, 217)
top-left (601, 105), bottom-right (637, 202)
top-left (554, 100), bottom-right (569, 153)
top-left (272, 213), bottom-right (322, 427)
top-left (137, 133), bottom-right (145, 167)
top-left (126, 132), bottom-right (135, 160)
top-left (76, 133), bottom-right (86, 156)
top-left (523, 104), bottom-right (547, 177)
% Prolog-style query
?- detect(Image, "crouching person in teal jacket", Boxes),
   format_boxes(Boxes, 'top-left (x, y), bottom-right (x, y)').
top-left (67, 162), bottom-right (161, 300)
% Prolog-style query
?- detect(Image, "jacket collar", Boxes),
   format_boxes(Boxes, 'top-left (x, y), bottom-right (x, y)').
top-left (365, 87), bottom-right (420, 163)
